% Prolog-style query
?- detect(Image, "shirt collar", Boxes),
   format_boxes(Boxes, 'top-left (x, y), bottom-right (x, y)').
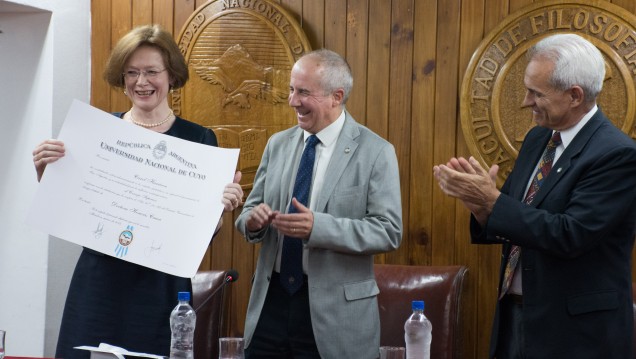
top-left (558, 104), bottom-right (597, 148)
top-left (303, 109), bottom-right (346, 147)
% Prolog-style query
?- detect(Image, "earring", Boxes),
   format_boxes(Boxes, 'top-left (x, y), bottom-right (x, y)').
top-left (170, 87), bottom-right (174, 94)
top-left (124, 89), bottom-right (128, 96)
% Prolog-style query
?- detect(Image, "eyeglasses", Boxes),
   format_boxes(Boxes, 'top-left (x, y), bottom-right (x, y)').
top-left (122, 69), bottom-right (166, 80)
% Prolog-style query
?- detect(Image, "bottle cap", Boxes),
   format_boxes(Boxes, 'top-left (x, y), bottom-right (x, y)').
top-left (412, 300), bottom-right (425, 310)
top-left (178, 291), bottom-right (191, 301)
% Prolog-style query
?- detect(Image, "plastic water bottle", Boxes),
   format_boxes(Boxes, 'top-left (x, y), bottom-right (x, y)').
top-left (170, 291), bottom-right (196, 359)
top-left (404, 300), bottom-right (432, 359)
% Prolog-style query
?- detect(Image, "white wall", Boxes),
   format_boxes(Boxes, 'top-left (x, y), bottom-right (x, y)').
top-left (0, 0), bottom-right (90, 356)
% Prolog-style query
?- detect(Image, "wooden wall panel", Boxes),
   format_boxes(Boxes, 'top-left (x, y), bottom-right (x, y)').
top-left (152, 0), bottom-right (173, 33)
top-left (301, 1), bottom-right (325, 48)
top-left (90, 0), bottom-right (111, 110)
top-left (344, 1), bottom-right (369, 123)
top-left (89, 1), bottom-right (636, 358)
top-left (280, 0), bottom-right (303, 25)
top-left (388, 0), bottom-right (415, 266)
top-left (510, 0), bottom-right (532, 12)
top-left (432, 0), bottom-right (461, 266)
top-left (132, 0), bottom-right (152, 27)
top-left (484, 0), bottom-right (509, 33)
top-left (174, 0), bottom-right (195, 35)
top-left (457, 1), bottom-right (487, 356)
top-left (323, 1), bottom-right (346, 56)
top-left (110, 0), bottom-right (132, 113)
top-left (614, 0), bottom-right (636, 13)
top-left (410, 0), bottom-right (437, 269)
top-left (366, 0), bottom-right (391, 140)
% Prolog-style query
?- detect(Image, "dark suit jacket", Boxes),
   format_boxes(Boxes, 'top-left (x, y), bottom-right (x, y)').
top-left (471, 110), bottom-right (636, 358)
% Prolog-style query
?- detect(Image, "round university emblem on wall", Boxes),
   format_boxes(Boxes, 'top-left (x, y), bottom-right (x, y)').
top-left (461, 0), bottom-right (636, 186)
top-left (175, 0), bottom-right (311, 190)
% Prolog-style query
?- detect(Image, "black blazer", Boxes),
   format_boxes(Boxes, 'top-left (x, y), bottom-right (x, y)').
top-left (471, 110), bottom-right (636, 358)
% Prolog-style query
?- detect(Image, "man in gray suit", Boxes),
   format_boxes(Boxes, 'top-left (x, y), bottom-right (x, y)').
top-left (235, 49), bottom-right (403, 358)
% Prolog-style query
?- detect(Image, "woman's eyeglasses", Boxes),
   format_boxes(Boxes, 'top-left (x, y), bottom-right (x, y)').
top-left (123, 69), bottom-right (166, 80)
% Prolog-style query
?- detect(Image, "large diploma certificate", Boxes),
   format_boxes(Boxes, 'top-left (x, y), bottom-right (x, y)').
top-left (27, 100), bottom-right (239, 278)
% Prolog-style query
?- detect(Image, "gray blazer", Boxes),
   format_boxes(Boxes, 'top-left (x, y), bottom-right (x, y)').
top-left (236, 111), bottom-right (403, 358)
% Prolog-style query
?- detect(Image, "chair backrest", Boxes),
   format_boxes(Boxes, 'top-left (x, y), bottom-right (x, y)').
top-left (192, 270), bottom-right (229, 359)
top-left (374, 264), bottom-right (468, 359)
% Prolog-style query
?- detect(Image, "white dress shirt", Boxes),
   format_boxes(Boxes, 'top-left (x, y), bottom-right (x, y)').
top-left (274, 110), bottom-right (346, 273)
top-left (510, 105), bottom-right (598, 294)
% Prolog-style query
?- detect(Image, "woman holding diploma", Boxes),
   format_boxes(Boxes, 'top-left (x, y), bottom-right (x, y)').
top-left (31, 25), bottom-right (243, 359)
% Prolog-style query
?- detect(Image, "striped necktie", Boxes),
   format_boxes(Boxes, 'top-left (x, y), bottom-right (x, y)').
top-left (499, 131), bottom-right (562, 299)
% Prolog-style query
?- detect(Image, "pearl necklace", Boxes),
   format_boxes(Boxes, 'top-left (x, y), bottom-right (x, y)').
top-left (129, 110), bottom-right (174, 128)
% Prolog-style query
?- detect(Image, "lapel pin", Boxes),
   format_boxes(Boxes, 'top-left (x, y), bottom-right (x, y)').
top-left (344, 147), bottom-right (351, 154)
top-left (556, 167), bottom-right (562, 173)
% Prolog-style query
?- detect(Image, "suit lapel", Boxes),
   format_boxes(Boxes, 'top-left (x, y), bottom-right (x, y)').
top-left (280, 130), bottom-right (304, 211)
top-left (530, 110), bottom-right (604, 206)
top-left (313, 112), bottom-right (359, 212)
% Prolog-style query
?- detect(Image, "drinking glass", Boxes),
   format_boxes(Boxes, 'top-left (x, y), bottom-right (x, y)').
top-left (0, 330), bottom-right (5, 359)
top-left (218, 337), bottom-right (244, 359)
top-left (379, 346), bottom-right (405, 359)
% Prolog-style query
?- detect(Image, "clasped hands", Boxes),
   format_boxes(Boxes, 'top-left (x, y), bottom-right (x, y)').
top-left (246, 198), bottom-right (313, 240)
top-left (433, 156), bottom-right (501, 225)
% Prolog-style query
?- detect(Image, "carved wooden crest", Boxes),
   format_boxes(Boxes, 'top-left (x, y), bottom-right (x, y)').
top-left (461, 0), bottom-right (636, 186)
top-left (175, 0), bottom-right (311, 191)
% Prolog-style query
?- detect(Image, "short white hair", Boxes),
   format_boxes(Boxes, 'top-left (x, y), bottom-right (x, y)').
top-left (527, 33), bottom-right (605, 102)
top-left (299, 49), bottom-right (354, 104)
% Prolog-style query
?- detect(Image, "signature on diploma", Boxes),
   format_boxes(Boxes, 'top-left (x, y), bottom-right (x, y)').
top-left (145, 240), bottom-right (163, 257)
top-left (93, 222), bottom-right (104, 239)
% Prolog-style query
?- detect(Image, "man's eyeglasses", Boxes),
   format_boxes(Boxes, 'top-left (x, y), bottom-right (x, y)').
top-left (123, 69), bottom-right (166, 80)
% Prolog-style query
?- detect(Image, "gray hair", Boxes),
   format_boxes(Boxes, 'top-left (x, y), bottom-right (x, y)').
top-left (527, 33), bottom-right (605, 102)
top-left (300, 49), bottom-right (354, 103)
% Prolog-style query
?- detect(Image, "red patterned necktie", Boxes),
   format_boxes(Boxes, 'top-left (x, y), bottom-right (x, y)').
top-left (499, 131), bottom-right (562, 299)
